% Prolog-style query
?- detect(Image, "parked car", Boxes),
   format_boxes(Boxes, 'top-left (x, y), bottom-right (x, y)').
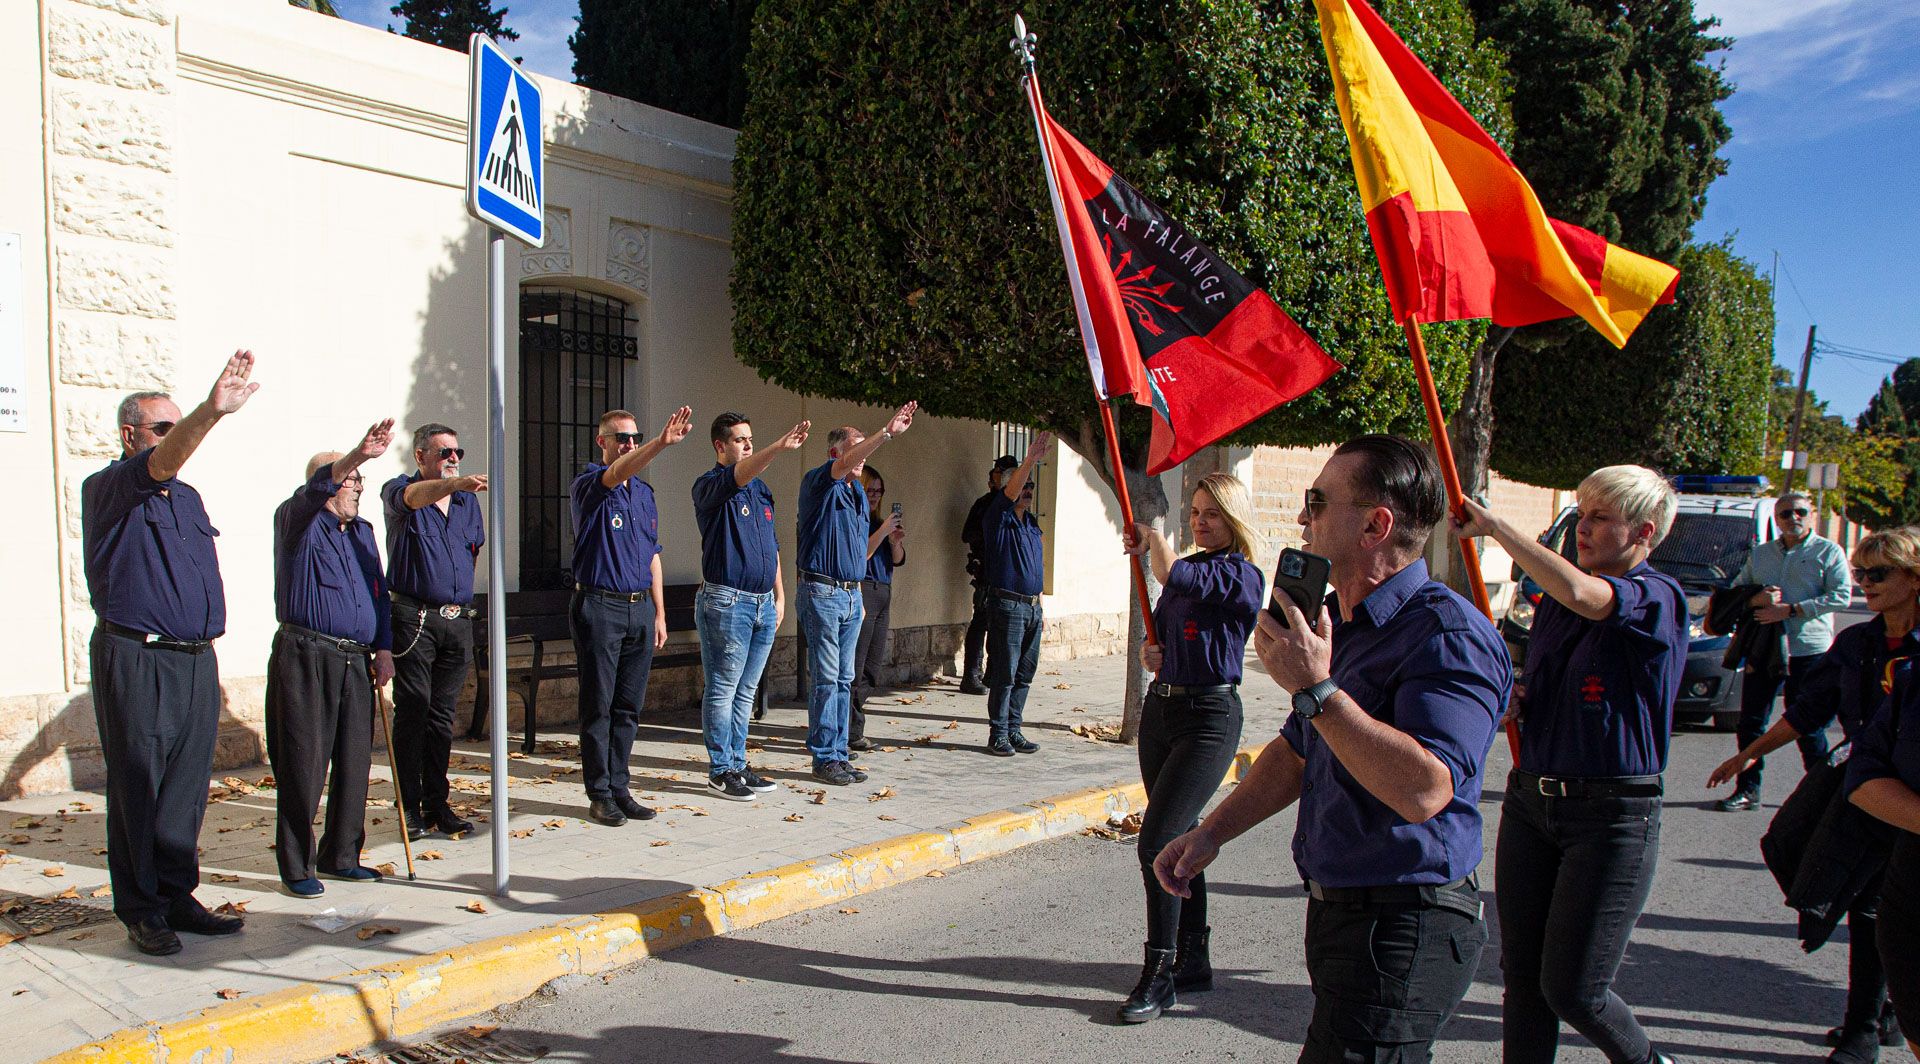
top-left (1499, 475), bottom-right (1778, 731)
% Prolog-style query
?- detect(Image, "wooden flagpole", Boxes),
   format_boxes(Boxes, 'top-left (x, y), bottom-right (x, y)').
top-left (1403, 315), bottom-right (1519, 755)
top-left (1098, 399), bottom-right (1161, 646)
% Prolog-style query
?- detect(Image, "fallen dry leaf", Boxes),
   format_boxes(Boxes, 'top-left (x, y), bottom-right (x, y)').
top-left (877, 814), bottom-right (899, 821)
top-left (219, 777), bottom-right (256, 795)
top-left (462, 900), bottom-right (488, 914)
top-left (374, 862), bottom-right (397, 876)
top-left (446, 831), bottom-right (469, 841)
top-left (542, 819), bottom-right (567, 830)
top-left (418, 850), bottom-right (446, 860)
top-left (215, 988), bottom-right (244, 1000)
top-left (355, 924), bottom-right (400, 941)
top-left (67, 801), bottom-right (93, 812)
top-left (464, 1024), bottom-right (499, 1039)
top-left (783, 813), bottom-right (805, 823)
top-left (10, 817), bottom-right (41, 830)
top-left (210, 873), bottom-right (241, 883)
top-left (67, 930), bottom-right (95, 941)
top-left (509, 828), bottom-right (534, 839)
top-left (925, 869), bottom-right (946, 878)
top-left (92, 848), bottom-right (108, 856)
top-left (214, 900), bottom-right (249, 915)
top-left (670, 804), bottom-right (710, 817)
top-left (649, 840), bottom-right (670, 848)
top-left (508, 751), bottom-right (527, 760)
top-left (1109, 811), bottom-right (1144, 834)
top-left (254, 775), bottom-right (275, 788)
top-left (837, 907), bottom-right (859, 915)
top-left (1053, 683), bottom-right (1073, 690)
top-left (943, 721), bottom-right (959, 730)
top-left (40, 866), bottom-right (63, 878)
top-left (867, 787), bottom-right (896, 803)
top-left (53, 886), bottom-right (79, 900)
top-left (88, 885), bottom-right (111, 898)
top-left (807, 791), bottom-right (827, 806)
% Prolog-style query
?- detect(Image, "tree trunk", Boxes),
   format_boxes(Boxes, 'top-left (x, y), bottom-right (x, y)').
top-left (1433, 327), bottom-right (1514, 600)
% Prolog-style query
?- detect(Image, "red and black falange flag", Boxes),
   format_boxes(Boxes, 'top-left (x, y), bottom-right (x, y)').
top-left (1024, 77), bottom-right (1341, 474)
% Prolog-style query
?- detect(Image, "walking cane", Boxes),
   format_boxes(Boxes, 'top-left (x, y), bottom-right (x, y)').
top-left (374, 686), bottom-right (417, 881)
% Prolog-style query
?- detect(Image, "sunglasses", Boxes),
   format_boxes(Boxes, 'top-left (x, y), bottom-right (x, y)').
top-left (1303, 487), bottom-right (1368, 515)
top-left (130, 420), bottom-right (176, 437)
top-left (1778, 507), bottom-right (1809, 518)
top-left (433, 447), bottom-right (466, 461)
top-left (340, 473), bottom-right (365, 488)
top-left (609, 432), bottom-right (644, 445)
top-left (1853, 565), bottom-right (1899, 585)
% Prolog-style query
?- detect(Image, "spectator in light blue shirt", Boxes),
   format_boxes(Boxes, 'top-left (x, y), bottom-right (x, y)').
top-left (1717, 491), bottom-right (1853, 811)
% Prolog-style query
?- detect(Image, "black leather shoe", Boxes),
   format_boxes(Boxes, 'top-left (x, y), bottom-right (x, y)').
top-left (429, 808), bottom-right (475, 836)
top-left (848, 736), bottom-right (873, 752)
top-left (588, 798), bottom-right (628, 826)
top-left (167, 898), bottom-right (244, 936)
top-left (1172, 927), bottom-right (1212, 992)
top-left (811, 762), bottom-right (856, 786)
top-left (841, 761), bottom-right (870, 783)
top-left (1832, 1007), bottom-right (1907, 1048)
top-left (127, 917), bottom-right (182, 956)
top-left (1117, 944), bottom-right (1178, 1023)
top-left (958, 677), bottom-right (988, 696)
top-left (1009, 732), bottom-right (1038, 754)
top-left (406, 823), bottom-right (428, 842)
top-left (986, 737), bottom-right (1015, 757)
top-left (613, 793), bottom-right (657, 821)
top-left (1714, 791), bottom-right (1759, 812)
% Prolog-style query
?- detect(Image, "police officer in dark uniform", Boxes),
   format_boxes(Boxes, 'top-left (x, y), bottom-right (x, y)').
top-left (1156, 436), bottom-right (1508, 1062)
top-left (981, 432), bottom-right (1052, 756)
top-left (268, 423), bottom-right (399, 897)
top-left (959, 456), bottom-right (1018, 695)
top-left (84, 351), bottom-right (260, 956)
top-left (382, 423), bottom-right (488, 840)
top-left (571, 406), bottom-right (691, 825)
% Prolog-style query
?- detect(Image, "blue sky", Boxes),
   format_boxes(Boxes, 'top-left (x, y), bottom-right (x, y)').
top-left (336, 0), bottom-right (1918, 420)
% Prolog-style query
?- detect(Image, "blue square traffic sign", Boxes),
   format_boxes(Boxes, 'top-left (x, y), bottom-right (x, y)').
top-left (466, 35), bottom-right (544, 246)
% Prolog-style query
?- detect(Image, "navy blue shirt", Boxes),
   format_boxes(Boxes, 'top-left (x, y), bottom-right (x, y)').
top-left (1280, 561), bottom-right (1509, 888)
top-left (1785, 616), bottom-right (1920, 746)
top-left (1517, 563), bottom-right (1687, 778)
top-left (1846, 660), bottom-right (1920, 799)
top-left (381, 473), bottom-right (485, 605)
top-left (1151, 550), bottom-right (1263, 685)
top-left (273, 468), bottom-right (392, 650)
top-left (865, 515), bottom-right (905, 585)
top-left (692, 463), bottom-right (779, 594)
top-left (571, 465), bottom-right (661, 593)
top-left (81, 448), bottom-right (225, 641)
top-left (795, 460), bottom-right (867, 583)
top-left (983, 492), bottom-right (1045, 596)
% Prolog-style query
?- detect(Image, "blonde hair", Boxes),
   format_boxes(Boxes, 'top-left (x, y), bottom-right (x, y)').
top-left (1577, 465), bottom-right (1678, 548)
top-left (1854, 526), bottom-right (1920, 578)
top-left (1192, 473), bottom-right (1260, 559)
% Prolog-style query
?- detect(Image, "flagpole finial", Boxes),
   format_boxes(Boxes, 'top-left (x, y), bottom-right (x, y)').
top-left (1009, 14), bottom-right (1037, 68)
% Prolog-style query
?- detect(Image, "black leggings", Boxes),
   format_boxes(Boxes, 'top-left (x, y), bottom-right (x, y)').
top-left (1137, 690), bottom-right (1242, 949)
top-left (1880, 833), bottom-right (1920, 1044)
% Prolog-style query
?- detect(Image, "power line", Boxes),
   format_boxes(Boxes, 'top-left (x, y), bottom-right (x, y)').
top-left (1776, 258), bottom-right (1819, 323)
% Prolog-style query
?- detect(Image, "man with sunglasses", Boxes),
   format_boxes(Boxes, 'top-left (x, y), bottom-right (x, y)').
top-left (382, 424), bottom-right (489, 839)
top-left (570, 406), bottom-right (692, 825)
top-left (84, 353), bottom-right (260, 956)
top-left (267, 421), bottom-right (396, 897)
top-left (1717, 490), bottom-right (1853, 812)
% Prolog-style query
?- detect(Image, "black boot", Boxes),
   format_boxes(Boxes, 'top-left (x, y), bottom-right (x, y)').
top-left (1172, 927), bottom-right (1213, 993)
top-left (1117, 945), bottom-right (1178, 1023)
top-left (1828, 1026), bottom-right (1880, 1064)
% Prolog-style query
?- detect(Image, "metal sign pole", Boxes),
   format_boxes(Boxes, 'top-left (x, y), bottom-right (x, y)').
top-left (486, 226), bottom-right (511, 897)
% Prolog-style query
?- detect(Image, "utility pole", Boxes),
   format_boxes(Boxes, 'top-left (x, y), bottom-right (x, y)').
top-left (1782, 324), bottom-right (1816, 492)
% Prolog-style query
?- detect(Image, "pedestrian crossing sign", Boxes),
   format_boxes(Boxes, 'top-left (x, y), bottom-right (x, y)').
top-left (465, 34), bottom-right (544, 247)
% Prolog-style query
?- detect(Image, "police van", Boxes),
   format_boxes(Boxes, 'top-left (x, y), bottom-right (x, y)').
top-left (1499, 475), bottom-right (1778, 731)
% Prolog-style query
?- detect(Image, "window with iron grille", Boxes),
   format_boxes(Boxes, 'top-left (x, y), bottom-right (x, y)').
top-left (519, 287), bottom-right (640, 591)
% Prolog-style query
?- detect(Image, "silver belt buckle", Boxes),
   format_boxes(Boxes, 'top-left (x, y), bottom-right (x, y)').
top-left (439, 603), bottom-right (463, 620)
top-left (1537, 777), bottom-right (1568, 798)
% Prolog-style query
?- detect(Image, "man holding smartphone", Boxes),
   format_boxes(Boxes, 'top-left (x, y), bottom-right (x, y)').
top-left (850, 466), bottom-right (906, 750)
top-left (1153, 435), bottom-right (1509, 1062)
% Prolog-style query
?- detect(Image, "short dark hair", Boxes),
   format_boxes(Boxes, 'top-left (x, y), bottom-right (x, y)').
top-left (826, 426), bottom-right (857, 451)
top-left (711, 411), bottom-right (750, 443)
top-left (412, 423), bottom-right (457, 452)
top-left (1332, 434), bottom-right (1444, 554)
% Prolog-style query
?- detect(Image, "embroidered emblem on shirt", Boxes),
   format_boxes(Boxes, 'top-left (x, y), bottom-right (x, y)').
top-left (764, 506), bottom-right (773, 521)
top-left (1581, 675), bottom-right (1605, 703)
top-left (610, 514), bottom-right (624, 530)
top-left (1183, 620), bottom-right (1199, 642)
top-left (740, 503), bottom-right (750, 516)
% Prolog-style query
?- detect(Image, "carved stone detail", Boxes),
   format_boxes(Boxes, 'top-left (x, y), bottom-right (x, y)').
top-left (606, 220), bottom-right (650, 292)
top-left (520, 206), bottom-right (572, 277)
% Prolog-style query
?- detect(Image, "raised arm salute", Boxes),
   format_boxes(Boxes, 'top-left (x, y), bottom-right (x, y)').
top-left (83, 351), bottom-right (261, 958)
top-left (980, 430), bottom-right (1053, 756)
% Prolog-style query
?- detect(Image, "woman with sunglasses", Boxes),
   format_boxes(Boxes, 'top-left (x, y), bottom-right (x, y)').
top-left (1114, 472), bottom-right (1264, 1023)
top-left (1711, 527), bottom-right (1920, 1061)
top-left (1847, 615), bottom-right (1920, 1062)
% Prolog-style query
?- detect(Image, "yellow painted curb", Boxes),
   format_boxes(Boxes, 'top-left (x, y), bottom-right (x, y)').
top-left (42, 739), bottom-right (1269, 1064)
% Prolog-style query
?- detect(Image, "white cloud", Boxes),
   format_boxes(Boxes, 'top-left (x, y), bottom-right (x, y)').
top-left (1696, 0), bottom-right (1861, 40)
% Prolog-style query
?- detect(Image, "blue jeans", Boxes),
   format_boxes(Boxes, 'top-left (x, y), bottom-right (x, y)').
top-left (797, 579), bottom-right (862, 767)
top-left (695, 582), bottom-right (777, 777)
top-left (987, 596), bottom-right (1043, 738)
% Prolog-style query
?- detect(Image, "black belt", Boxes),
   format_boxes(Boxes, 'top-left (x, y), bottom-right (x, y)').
top-left (391, 592), bottom-right (473, 620)
top-left (279, 622), bottom-right (373, 655)
top-left (799, 571), bottom-right (860, 591)
top-left (575, 583), bottom-right (652, 603)
top-left (99, 621), bottom-right (212, 654)
top-left (990, 587), bottom-right (1043, 607)
top-left (1149, 682), bottom-right (1237, 699)
top-left (1305, 876), bottom-right (1480, 914)
top-left (1513, 770), bottom-right (1664, 799)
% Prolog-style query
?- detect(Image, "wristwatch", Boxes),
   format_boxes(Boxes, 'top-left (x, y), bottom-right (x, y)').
top-left (1291, 677), bottom-right (1341, 720)
top-left (880, 429), bottom-right (894, 441)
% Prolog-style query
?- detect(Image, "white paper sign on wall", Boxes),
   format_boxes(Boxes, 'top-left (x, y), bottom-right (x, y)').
top-left (0, 233), bottom-right (23, 433)
top-left (465, 35), bottom-right (545, 247)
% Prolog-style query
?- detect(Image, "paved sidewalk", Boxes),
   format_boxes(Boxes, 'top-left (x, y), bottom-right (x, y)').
top-left (0, 654), bottom-right (1287, 1062)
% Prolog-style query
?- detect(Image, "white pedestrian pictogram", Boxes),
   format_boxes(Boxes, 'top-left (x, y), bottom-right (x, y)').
top-left (479, 81), bottom-right (538, 211)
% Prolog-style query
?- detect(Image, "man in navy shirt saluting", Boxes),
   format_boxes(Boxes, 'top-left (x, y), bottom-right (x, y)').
top-left (382, 424), bottom-right (488, 840)
top-left (796, 401), bottom-right (918, 786)
top-left (83, 351), bottom-right (260, 956)
top-left (571, 406), bottom-right (691, 825)
top-left (1155, 436), bottom-right (1509, 1062)
top-left (267, 420), bottom-right (398, 898)
top-left (692, 412), bottom-right (810, 802)
top-left (981, 431), bottom-right (1053, 756)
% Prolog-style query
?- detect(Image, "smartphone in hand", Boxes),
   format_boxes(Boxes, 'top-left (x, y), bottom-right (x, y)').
top-left (891, 502), bottom-right (903, 518)
top-left (1268, 548), bottom-right (1331, 630)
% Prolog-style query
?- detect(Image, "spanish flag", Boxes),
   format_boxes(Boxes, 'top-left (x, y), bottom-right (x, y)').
top-left (1313, 0), bottom-right (1679, 346)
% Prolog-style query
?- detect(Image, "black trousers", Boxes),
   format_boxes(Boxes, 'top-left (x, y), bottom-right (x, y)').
top-left (963, 581), bottom-right (990, 680)
top-left (390, 601), bottom-right (473, 819)
top-left (1137, 690), bottom-right (1242, 948)
top-left (570, 591), bottom-right (654, 801)
top-left (850, 580), bottom-right (893, 739)
top-left (1879, 833), bottom-right (1920, 1044)
top-left (264, 628), bottom-right (373, 882)
top-left (1735, 654), bottom-right (1831, 796)
top-left (89, 626), bottom-right (221, 926)
top-left (1497, 779), bottom-right (1661, 1063)
top-left (1301, 886), bottom-right (1487, 1063)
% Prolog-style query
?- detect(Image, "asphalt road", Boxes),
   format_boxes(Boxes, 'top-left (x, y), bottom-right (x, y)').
top-left (409, 703), bottom-right (1912, 1064)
